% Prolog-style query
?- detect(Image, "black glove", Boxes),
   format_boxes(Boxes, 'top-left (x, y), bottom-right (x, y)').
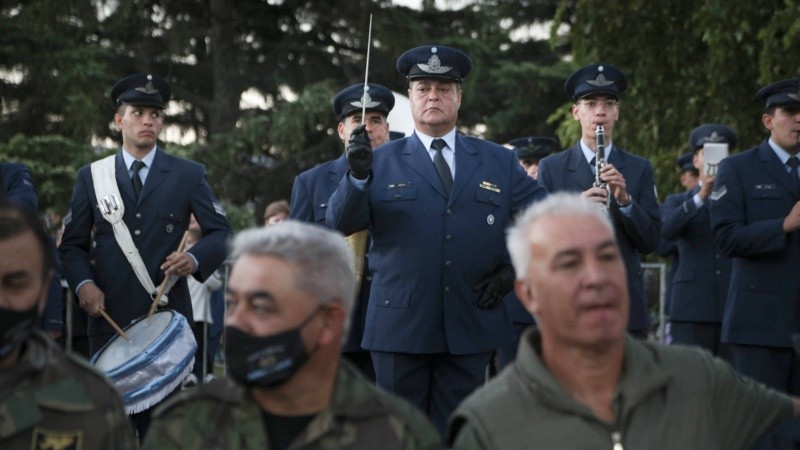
top-left (346, 124), bottom-right (372, 180)
top-left (473, 264), bottom-right (516, 310)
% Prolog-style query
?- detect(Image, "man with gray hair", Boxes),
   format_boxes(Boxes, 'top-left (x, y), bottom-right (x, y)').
top-left (446, 193), bottom-right (800, 449)
top-left (143, 221), bottom-right (440, 449)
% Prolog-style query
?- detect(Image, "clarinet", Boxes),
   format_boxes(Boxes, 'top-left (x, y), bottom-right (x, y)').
top-left (594, 125), bottom-right (610, 212)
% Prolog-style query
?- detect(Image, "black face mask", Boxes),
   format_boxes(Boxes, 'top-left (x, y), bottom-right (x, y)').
top-left (225, 306), bottom-right (322, 389)
top-left (0, 304), bottom-right (38, 359)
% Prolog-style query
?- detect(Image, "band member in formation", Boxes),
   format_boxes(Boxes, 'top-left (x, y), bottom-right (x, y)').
top-left (661, 124), bottom-right (736, 357)
top-left (143, 222), bottom-right (440, 449)
top-left (496, 135), bottom-right (558, 368)
top-left (59, 73), bottom-right (231, 439)
top-left (537, 63), bottom-right (661, 338)
top-left (509, 136), bottom-right (558, 180)
top-left (447, 193), bottom-right (800, 449)
top-left (325, 44), bottom-right (547, 434)
top-left (0, 200), bottom-right (137, 449)
top-left (290, 82), bottom-right (395, 380)
top-left (710, 78), bottom-right (800, 395)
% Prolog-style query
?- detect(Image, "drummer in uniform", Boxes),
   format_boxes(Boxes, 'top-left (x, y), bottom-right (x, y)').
top-left (59, 73), bottom-right (231, 439)
top-left (0, 200), bottom-right (136, 450)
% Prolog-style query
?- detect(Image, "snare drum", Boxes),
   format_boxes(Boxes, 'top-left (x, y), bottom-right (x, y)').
top-left (92, 310), bottom-right (196, 414)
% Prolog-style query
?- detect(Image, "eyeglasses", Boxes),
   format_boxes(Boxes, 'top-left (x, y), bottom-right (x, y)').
top-left (579, 99), bottom-right (619, 110)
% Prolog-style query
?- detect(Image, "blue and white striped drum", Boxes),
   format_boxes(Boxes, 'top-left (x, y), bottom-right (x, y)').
top-left (92, 310), bottom-right (196, 414)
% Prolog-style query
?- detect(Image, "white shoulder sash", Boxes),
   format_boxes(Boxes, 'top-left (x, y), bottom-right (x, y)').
top-left (90, 155), bottom-right (176, 306)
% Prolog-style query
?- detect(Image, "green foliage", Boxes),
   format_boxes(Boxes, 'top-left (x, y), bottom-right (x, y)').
top-left (0, 134), bottom-right (102, 214)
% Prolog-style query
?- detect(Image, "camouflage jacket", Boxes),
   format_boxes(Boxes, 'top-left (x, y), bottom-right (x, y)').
top-left (0, 329), bottom-right (136, 450)
top-left (143, 360), bottom-right (442, 450)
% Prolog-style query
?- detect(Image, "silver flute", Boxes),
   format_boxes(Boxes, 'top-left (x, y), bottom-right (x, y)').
top-left (594, 125), bottom-right (610, 212)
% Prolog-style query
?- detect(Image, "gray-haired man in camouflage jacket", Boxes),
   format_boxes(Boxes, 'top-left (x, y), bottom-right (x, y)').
top-left (143, 221), bottom-right (440, 449)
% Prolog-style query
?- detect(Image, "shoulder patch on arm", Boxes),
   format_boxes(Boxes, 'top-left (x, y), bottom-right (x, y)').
top-left (709, 185), bottom-right (726, 201)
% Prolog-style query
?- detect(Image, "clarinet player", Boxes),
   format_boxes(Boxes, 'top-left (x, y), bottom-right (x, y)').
top-left (537, 63), bottom-right (661, 339)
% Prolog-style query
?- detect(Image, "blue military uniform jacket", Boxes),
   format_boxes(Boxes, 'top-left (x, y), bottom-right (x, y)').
top-left (326, 133), bottom-right (547, 355)
top-left (709, 141), bottom-right (800, 348)
top-left (290, 153), bottom-right (370, 353)
top-left (60, 149), bottom-right (231, 346)
top-left (537, 143), bottom-right (661, 332)
top-left (1, 162), bottom-right (37, 211)
top-left (662, 187), bottom-right (731, 323)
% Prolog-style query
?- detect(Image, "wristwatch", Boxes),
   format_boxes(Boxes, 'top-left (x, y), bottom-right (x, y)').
top-left (618, 194), bottom-right (632, 207)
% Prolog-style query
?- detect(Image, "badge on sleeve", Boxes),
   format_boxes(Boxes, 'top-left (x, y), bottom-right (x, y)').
top-left (212, 201), bottom-right (226, 216)
top-left (709, 185), bottom-right (727, 201)
top-left (32, 427), bottom-right (83, 450)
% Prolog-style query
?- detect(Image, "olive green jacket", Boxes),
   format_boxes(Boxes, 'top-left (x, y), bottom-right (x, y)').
top-left (448, 328), bottom-right (793, 450)
top-left (143, 360), bottom-right (441, 449)
top-left (0, 330), bottom-right (136, 450)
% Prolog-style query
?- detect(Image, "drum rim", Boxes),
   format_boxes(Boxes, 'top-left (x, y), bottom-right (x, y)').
top-left (91, 310), bottom-right (180, 378)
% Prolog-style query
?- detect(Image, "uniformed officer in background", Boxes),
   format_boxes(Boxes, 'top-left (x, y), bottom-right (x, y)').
top-left (509, 136), bottom-right (558, 180)
top-left (710, 79), bottom-right (800, 396)
top-left (661, 124), bottom-right (736, 357)
top-left (537, 63), bottom-right (661, 338)
top-left (290, 82), bottom-right (395, 380)
top-left (496, 135), bottom-right (558, 369)
top-left (0, 200), bottom-right (136, 450)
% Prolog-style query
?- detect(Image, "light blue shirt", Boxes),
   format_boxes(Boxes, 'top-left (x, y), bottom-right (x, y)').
top-left (415, 128), bottom-right (457, 179)
top-left (122, 146), bottom-right (157, 185)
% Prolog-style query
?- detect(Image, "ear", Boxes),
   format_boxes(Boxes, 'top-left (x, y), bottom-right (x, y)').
top-left (514, 279), bottom-right (538, 316)
top-left (114, 113), bottom-right (123, 128)
top-left (571, 104), bottom-right (580, 121)
top-left (337, 122), bottom-right (347, 143)
top-left (762, 113), bottom-right (773, 131)
top-left (316, 301), bottom-right (345, 346)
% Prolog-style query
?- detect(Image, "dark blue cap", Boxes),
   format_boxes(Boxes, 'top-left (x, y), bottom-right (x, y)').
top-left (688, 124), bottom-right (737, 150)
top-left (564, 64), bottom-right (628, 100)
top-left (509, 136), bottom-right (559, 160)
top-left (110, 73), bottom-right (171, 109)
top-left (389, 131), bottom-right (405, 141)
top-left (756, 78), bottom-right (800, 109)
top-left (396, 45), bottom-right (473, 83)
top-left (676, 152), bottom-right (696, 172)
top-left (332, 83), bottom-right (394, 120)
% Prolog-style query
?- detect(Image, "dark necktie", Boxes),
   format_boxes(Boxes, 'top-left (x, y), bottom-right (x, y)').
top-left (788, 156), bottom-right (800, 192)
top-left (431, 138), bottom-right (453, 195)
top-left (131, 160), bottom-right (145, 200)
top-left (589, 156), bottom-right (596, 175)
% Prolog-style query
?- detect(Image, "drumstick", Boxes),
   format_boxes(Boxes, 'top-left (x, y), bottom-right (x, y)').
top-left (147, 230), bottom-right (191, 319)
top-left (100, 310), bottom-right (132, 343)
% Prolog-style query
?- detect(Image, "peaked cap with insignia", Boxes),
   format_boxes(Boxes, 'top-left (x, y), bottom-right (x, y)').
top-left (676, 151), bottom-right (696, 172)
top-left (688, 123), bottom-right (738, 151)
top-left (110, 73), bottom-right (172, 109)
top-left (332, 83), bottom-right (395, 120)
top-left (756, 78), bottom-right (800, 109)
top-left (396, 44), bottom-right (473, 83)
top-left (508, 136), bottom-right (559, 160)
top-left (564, 63), bottom-right (628, 100)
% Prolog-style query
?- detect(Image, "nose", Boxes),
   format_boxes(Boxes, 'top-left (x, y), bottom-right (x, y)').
top-left (583, 257), bottom-right (608, 287)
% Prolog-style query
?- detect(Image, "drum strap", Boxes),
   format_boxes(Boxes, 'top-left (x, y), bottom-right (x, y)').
top-left (90, 155), bottom-right (178, 306)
